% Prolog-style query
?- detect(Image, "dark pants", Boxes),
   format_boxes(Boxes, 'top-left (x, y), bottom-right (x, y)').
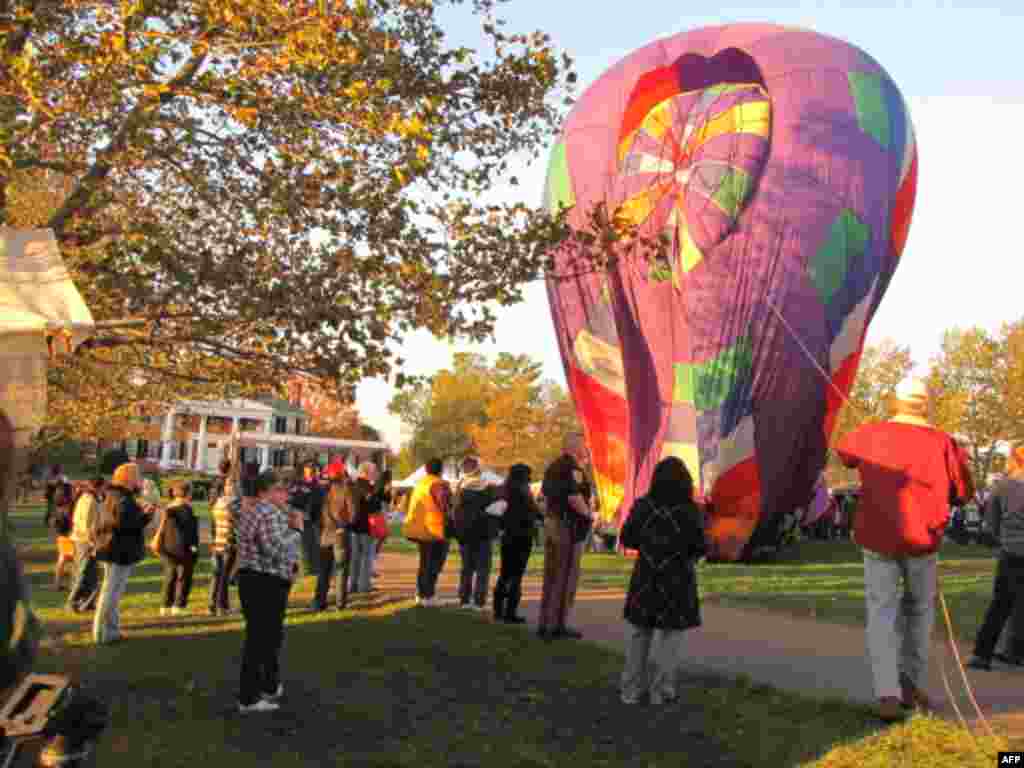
top-left (301, 520), bottom-right (320, 576)
top-left (238, 569), bottom-right (291, 706)
top-left (458, 537), bottom-right (494, 607)
top-left (161, 556), bottom-right (196, 609)
top-left (314, 532), bottom-right (352, 609)
top-left (44, 496), bottom-right (55, 528)
top-left (66, 543), bottom-right (99, 612)
top-left (494, 535), bottom-right (533, 617)
top-left (416, 539), bottom-right (450, 599)
top-left (209, 550), bottom-right (236, 613)
top-left (974, 552), bottom-right (1024, 659)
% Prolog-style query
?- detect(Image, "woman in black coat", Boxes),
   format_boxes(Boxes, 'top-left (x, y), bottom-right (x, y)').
top-left (159, 481), bottom-right (200, 615)
top-left (492, 463), bottom-right (541, 623)
top-left (619, 456), bottom-right (706, 705)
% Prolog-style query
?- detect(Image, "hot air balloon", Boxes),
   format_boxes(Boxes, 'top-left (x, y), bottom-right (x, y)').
top-left (544, 24), bottom-right (917, 560)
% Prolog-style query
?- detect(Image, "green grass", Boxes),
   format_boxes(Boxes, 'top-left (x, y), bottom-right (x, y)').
top-left (386, 524), bottom-right (998, 643)
top-left (513, 539), bottom-right (993, 644)
top-left (8, 502), bottom-right (1013, 766)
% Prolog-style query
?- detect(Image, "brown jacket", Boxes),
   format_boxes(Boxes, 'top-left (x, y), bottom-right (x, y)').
top-left (320, 479), bottom-right (354, 546)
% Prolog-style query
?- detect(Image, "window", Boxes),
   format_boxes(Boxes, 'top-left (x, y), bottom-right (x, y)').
top-left (136, 439), bottom-right (147, 459)
top-left (274, 417), bottom-right (287, 434)
top-left (295, 419), bottom-right (303, 436)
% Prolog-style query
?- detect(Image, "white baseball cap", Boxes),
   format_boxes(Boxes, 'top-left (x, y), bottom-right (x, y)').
top-left (895, 376), bottom-right (929, 403)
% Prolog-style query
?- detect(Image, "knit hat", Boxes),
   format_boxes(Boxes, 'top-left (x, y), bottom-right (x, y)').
top-left (1009, 445), bottom-right (1024, 476)
top-left (111, 462), bottom-right (141, 488)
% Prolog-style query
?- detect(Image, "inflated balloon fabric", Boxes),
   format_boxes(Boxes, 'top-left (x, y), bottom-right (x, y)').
top-left (544, 24), bottom-right (917, 560)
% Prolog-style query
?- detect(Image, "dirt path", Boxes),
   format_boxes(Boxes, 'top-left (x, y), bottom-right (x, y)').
top-left (375, 551), bottom-right (1024, 725)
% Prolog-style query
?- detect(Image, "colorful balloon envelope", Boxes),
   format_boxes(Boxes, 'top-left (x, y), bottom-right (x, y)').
top-left (544, 24), bottom-right (917, 560)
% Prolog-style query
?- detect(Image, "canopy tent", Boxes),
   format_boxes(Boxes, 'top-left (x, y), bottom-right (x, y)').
top-left (235, 432), bottom-right (388, 471)
top-left (0, 229), bottom-right (95, 534)
top-left (395, 464), bottom-right (503, 489)
top-left (395, 465), bottom-right (427, 489)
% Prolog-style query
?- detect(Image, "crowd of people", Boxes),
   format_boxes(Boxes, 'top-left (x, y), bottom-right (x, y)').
top-left (22, 374), bottom-right (1024, 721)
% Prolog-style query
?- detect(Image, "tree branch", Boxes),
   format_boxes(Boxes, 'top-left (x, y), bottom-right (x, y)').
top-left (47, 49), bottom-right (210, 234)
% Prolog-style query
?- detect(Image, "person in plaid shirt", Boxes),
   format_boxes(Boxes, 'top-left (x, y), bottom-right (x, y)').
top-left (235, 470), bottom-right (302, 713)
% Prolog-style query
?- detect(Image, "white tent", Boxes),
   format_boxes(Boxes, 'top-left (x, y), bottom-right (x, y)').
top-left (395, 465), bottom-right (426, 489)
top-left (1, 229), bottom-right (95, 533)
top-left (395, 464), bottom-right (503, 489)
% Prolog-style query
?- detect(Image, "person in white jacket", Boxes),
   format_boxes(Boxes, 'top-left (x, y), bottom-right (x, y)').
top-left (66, 477), bottom-right (105, 612)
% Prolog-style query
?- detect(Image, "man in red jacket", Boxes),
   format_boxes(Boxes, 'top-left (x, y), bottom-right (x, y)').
top-left (837, 376), bottom-right (974, 723)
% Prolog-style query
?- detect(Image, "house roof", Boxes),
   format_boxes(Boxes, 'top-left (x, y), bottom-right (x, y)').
top-left (176, 397), bottom-right (308, 418)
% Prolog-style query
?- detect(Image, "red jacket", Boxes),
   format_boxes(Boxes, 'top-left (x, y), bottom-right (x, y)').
top-left (837, 421), bottom-right (974, 556)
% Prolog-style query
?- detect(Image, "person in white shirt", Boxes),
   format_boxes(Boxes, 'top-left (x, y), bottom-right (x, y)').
top-left (66, 477), bottom-right (104, 612)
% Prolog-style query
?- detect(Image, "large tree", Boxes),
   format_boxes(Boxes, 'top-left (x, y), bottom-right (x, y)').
top-left (1005, 319), bottom-right (1024, 442)
top-left (1, 0), bottom-right (574, 440)
top-left (928, 323), bottom-right (1023, 486)
top-left (397, 352), bottom-right (492, 463)
top-left (826, 339), bottom-right (914, 485)
top-left (391, 351), bottom-right (578, 474)
top-left (291, 375), bottom-right (361, 439)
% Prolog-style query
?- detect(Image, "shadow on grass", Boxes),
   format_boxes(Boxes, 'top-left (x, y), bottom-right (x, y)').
top-left (33, 603), bottom-right (895, 768)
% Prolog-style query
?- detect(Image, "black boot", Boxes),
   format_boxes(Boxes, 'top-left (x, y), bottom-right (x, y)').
top-left (504, 589), bottom-right (526, 624)
top-left (493, 584), bottom-right (506, 621)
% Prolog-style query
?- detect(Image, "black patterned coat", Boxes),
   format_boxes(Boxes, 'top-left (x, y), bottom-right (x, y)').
top-left (620, 497), bottom-right (706, 630)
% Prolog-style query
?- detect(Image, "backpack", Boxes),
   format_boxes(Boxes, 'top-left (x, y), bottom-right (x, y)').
top-left (453, 485), bottom-right (496, 541)
top-left (51, 483), bottom-right (75, 535)
top-left (93, 491), bottom-right (120, 562)
top-left (326, 482), bottom-right (355, 527)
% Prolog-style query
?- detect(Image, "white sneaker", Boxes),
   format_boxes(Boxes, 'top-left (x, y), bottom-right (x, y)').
top-left (261, 684), bottom-right (283, 702)
top-left (414, 595), bottom-right (422, 606)
top-left (171, 607), bottom-right (187, 617)
top-left (621, 693), bottom-right (639, 705)
top-left (239, 699), bottom-right (279, 713)
top-left (159, 607), bottom-right (170, 617)
top-left (458, 602), bottom-right (473, 610)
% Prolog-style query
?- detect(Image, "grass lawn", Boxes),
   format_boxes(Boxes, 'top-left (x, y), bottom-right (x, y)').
top-left (263, 502), bottom-right (1002, 647)
top-left (6, 500), bottom-right (1013, 766)
top-left (502, 538), bottom-right (995, 644)
top-left (387, 527), bottom-right (998, 643)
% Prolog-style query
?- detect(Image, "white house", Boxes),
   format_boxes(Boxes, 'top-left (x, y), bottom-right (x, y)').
top-left (114, 397), bottom-right (387, 473)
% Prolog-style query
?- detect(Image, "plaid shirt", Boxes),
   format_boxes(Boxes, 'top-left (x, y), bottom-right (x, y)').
top-left (235, 500), bottom-right (301, 582)
top-left (210, 495), bottom-right (240, 553)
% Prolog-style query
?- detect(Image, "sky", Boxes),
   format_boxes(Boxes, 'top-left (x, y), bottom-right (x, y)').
top-left (354, 0), bottom-right (1024, 450)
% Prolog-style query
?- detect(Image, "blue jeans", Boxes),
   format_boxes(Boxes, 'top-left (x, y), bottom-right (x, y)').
top-left (93, 562), bottom-right (132, 644)
top-left (209, 550), bottom-right (235, 613)
top-left (459, 537), bottom-right (493, 607)
top-left (349, 533), bottom-right (374, 593)
top-left (416, 539), bottom-right (450, 599)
